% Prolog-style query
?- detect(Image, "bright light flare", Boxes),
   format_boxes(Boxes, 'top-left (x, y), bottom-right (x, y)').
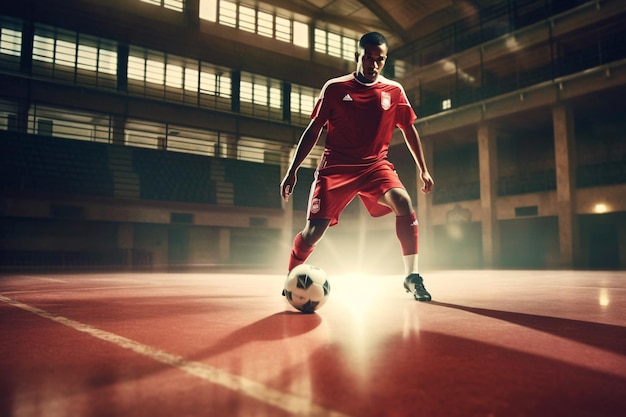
top-left (505, 36), bottom-right (520, 51)
top-left (594, 203), bottom-right (609, 214)
top-left (599, 287), bottom-right (610, 307)
top-left (330, 272), bottom-right (382, 315)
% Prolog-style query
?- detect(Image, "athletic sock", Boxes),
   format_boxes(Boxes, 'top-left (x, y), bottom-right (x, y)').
top-left (403, 254), bottom-right (419, 276)
top-left (288, 232), bottom-right (315, 271)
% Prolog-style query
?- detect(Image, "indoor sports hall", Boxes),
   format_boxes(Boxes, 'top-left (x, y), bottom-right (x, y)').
top-left (1, 1), bottom-right (625, 416)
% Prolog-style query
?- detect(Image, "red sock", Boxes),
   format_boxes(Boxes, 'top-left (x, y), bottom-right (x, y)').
top-left (288, 232), bottom-right (315, 271)
top-left (396, 213), bottom-right (418, 256)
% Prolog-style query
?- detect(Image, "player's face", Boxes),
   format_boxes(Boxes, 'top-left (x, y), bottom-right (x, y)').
top-left (355, 43), bottom-right (388, 83)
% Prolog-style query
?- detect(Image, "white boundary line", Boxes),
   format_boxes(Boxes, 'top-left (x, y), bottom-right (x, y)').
top-left (0, 294), bottom-right (353, 417)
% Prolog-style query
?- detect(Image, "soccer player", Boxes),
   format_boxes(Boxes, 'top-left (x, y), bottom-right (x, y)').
top-left (280, 32), bottom-right (434, 301)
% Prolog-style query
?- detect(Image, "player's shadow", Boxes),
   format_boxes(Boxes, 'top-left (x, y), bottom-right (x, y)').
top-left (429, 301), bottom-right (626, 355)
top-left (196, 311), bottom-right (322, 360)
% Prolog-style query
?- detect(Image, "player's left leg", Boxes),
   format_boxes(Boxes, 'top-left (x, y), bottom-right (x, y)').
top-left (379, 188), bottom-right (431, 301)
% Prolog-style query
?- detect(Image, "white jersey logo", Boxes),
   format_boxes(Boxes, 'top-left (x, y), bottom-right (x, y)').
top-left (381, 91), bottom-right (391, 110)
top-left (342, 94), bottom-right (353, 102)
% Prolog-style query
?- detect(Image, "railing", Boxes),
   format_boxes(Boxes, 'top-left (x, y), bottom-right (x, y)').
top-left (0, 131), bottom-right (284, 209)
top-left (0, 249), bottom-right (153, 270)
top-left (401, 0), bottom-right (626, 117)
top-left (432, 163), bottom-right (626, 205)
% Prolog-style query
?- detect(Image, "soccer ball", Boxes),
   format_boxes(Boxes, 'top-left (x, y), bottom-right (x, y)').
top-left (283, 264), bottom-right (331, 313)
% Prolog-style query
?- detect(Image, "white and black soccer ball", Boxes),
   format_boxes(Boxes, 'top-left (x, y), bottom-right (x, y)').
top-left (283, 264), bottom-right (331, 313)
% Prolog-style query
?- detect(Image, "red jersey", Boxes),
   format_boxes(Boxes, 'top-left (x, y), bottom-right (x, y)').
top-left (311, 73), bottom-right (417, 166)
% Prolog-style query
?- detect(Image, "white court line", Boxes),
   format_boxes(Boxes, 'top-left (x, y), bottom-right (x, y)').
top-left (2, 285), bottom-right (166, 296)
top-left (0, 294), bottom-right (352, 417)
top-left (33, 277), bottom-right (68, 283)
top-left (6, 276), bottom-right (69, 283)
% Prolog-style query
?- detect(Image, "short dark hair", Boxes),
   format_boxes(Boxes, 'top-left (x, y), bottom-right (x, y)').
top-left (359, 32), bottom-right (388, 49)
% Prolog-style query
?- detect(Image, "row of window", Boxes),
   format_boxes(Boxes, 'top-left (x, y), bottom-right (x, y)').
top-left (204, 0), bottom-right (309, 48)
top-left (143, 0), bottom-right (360, 62)
top-left (141, 0), bottom-right (184, 12)
top-left (0, 17), bottom-right (317, 124)
top-left (0, 99), bottom-right (323, 168)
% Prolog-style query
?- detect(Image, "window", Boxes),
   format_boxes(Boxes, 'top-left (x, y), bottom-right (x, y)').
top-left (257, 11), bottom-right (273, 38)
top-left (199, 0), bottom-right (218, 22)
top-left (394, 60), bottom-right (407, 78)
top-left (240, 72), bottom-right (281, 109)
top-left (314, 28), bottom-right (358, 61)
top-left (0, 18), bottom-right (23, 72)
top-left (200, 0), bottom-right (309, 49)
top-left (166, 63), bottom-right (183, 88)
top-left (184, 67), bottom-right (199, 91)
top-left (54, 39), bottom-right (76, 67)
top-left (145, 59), bottom-right (165, 85)
top-left (293, 21), bottom-right (309, 48)
top-left (77, 44), bottom-right (98, 71)
top-left (240, 77), bottom-right (254, 104)
top-left (124, 119), bottom-right (163, 149)
top-left (129, 50), bottom-right (192, 89)
top-left (163, 0), bottom-right (184, 11)
top-left (75, 37), bottom-right (117, 76)
top-left (164, 125), bottom-right (220, 156)
top-left (237, 136), bottom-right (282, 163)
top-left (32, 34), bottom-right (56, 63)
top-left (127, 55), bottom-right (146, 81)
top-left (128, 48), bottom-right (232, 105)
top-left (31, 25), bottom-right (118, 88)
top-left (198, 62), bottom-right (232, 110)
top-left (290, 84), bottom-right (317, 125)
top-left (219, 1), bottom-right (237, 28)
top-left (199, 64), bottom-right (231, 98)
top-left (341, 34), bottom-right (355, 60)
top-left (239, 5), bottom-right (256, 33)
top-left (28, 105), bottom-right (113, 142)
top-left (97, 48), bottom-right (117, 75)
top-left (0, 100), bottom-right (19, 131)
top-left (140, 0), bottom-right (184, 12)
top-left (240, 72), bottom-right (282, 120)
top-left (290, 85), bottom-right (316, 115)
top-left (0, 27), bottom-right (21, 56)
top-left (128, 48), bottom-right (169, 97)
top-left (275, 16), bottom-right (291, 43)
top-left (327, 32), bottom-right (341, 58)
top-left (442, 99), bottom-right (452, 110)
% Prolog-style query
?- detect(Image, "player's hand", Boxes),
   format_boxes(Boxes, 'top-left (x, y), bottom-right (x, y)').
top-left (420, 171), bottom-right (434, 194)
top-left (280, 173), bottom-right (297, 202)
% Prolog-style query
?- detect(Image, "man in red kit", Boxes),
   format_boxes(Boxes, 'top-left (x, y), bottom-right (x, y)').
top-left (280, 32), bottom-right (434, 301)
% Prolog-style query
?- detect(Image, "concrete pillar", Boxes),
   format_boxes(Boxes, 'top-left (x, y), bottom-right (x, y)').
top-left (553, 104), bottom-right (578, 268)
top-left (478, 122), bottom-right (499, 268)
top-left (185, 0), bottom-right (200, 27)
top-left (118, 222), bottom-right (134, 267)
top-left (218, 228), bottom-right (230, 265)
top-left (111, 115), bottom-right (126, 146)
top-left (219, 133), bottom-right (238, 159)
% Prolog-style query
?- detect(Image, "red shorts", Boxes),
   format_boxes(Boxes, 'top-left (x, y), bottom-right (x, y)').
top-left (307, 159), bottom-right (405, 226)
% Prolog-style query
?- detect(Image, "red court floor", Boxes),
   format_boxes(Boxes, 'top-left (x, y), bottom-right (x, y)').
top-left (1, 269), bottom-right (625, 417)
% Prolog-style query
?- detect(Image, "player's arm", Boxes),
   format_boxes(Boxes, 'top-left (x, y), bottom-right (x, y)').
top-left (401, 124), bottom-right (434, 194)
top-left (280, 117), bottom-right (326, 202)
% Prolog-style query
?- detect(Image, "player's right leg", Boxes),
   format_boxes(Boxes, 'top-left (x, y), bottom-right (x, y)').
top-left (288, 219), bottom-right (331, 271)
